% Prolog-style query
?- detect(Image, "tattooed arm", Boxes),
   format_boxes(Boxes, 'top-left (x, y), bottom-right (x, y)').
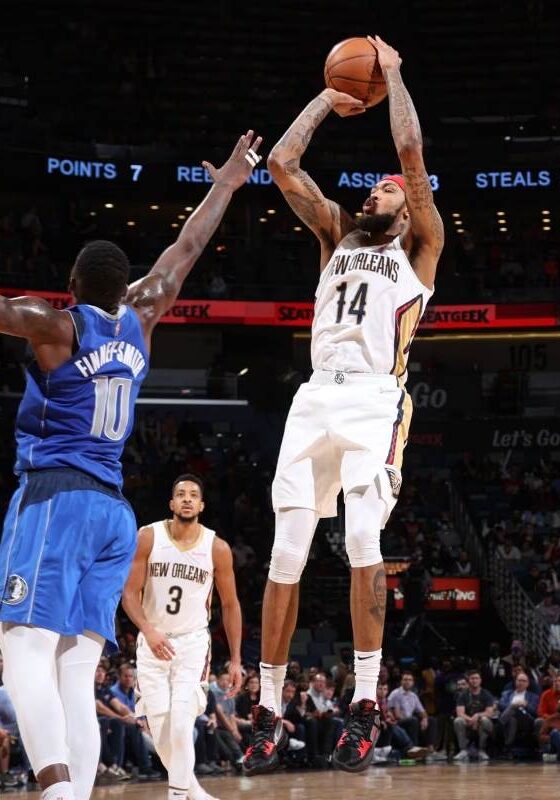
top-left (372, 36), bottom-right (444, 289)
top-left (267, 90), bottom-right (364, 271)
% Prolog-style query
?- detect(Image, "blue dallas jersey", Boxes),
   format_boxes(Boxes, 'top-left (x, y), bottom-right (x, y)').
top-left (15, 303), bottom-right (149, 489)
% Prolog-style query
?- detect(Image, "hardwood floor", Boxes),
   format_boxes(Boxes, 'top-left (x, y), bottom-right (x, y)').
top-left (11, 763), bottom-right (560, 800)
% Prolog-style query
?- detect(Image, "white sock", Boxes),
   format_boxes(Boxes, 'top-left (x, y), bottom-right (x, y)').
top-left (187, 777), bottom-right (217, 800)
top-left (169, 789), bottom-right (187, 800)
top-left (259, 662), bottom-right (287, 716)
top-left (41, 782), bottom-right (74, 800)
top-left (352, 649), bottom-right (382, 703)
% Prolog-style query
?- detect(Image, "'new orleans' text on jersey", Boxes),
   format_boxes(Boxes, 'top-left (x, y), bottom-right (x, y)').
top-left (329, 251), bottom-right (400, 283)
top-left (149, 560), bottom-right (210, 585)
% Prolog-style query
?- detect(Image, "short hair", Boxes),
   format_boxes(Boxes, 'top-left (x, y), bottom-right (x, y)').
top-left (402, 670), bottom-right (415, 679)
top-left (73, 240), bottom-right (130, 310)
top-left (119, 662), bottom-right (134, 675)
top-left (283, 680), bottom-right (296, 689)
top-left (172, 473), bottom-right (204, 498)
top-left (466, 669), bottom-right (481, 678)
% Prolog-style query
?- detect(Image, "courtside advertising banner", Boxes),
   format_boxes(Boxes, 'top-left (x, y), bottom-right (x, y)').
top-left (387, 577), bottom-right (481, 611)
top-left (1, 290), bottom-right (557, 331)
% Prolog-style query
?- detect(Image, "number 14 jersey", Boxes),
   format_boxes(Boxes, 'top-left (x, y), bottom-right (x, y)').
top-left (312, 235), bottom-right (433, 383)
top-left (142, 521), bottom-right (215, 636)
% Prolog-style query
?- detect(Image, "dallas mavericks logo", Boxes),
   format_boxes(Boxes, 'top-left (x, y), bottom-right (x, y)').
top-left (3, 574), bottom-right (28, 605)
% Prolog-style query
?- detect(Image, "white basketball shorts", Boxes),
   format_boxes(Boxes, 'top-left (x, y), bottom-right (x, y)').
top-left (136, 627), bottom-right (211, 717)
top-left (271, 370), bottom-right (412, 520)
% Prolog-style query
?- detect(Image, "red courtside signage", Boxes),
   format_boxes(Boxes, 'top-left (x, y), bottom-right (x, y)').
top-left (386, 577), bottom-right (480, 611)
top-left (0, 290), bottom-right (557, 330)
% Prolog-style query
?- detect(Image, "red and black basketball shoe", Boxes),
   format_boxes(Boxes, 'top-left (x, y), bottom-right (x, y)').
top-left (242, 705), bottom-right (288, 776)
top-left (332, 699), bottom-right (382, 772)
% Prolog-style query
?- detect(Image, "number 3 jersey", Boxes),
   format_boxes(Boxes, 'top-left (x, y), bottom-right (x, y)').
top-left (15, 303), bottom-right (149, 489)
top-left (312, 235), bottom-right (434, 382)
top-left (142, 521), bottom-right (215, 636)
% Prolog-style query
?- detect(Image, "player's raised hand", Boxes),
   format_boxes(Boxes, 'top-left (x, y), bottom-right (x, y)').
top-left (368, 35), bottom-right (402, 71)
top-left (202, 130), bottom-right (263, 190)
top-left (322, 88), bottom-right (366, 117)
top-left (145, 627), bottom-right (176, 660)
top-left (226, 661), bottom-right (243, 698)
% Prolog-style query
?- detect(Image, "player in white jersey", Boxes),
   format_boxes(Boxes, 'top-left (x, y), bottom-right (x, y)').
top-left (244, 36), bottom-right (444, 775)
top-left (122, 474), bottom-right (242, 800)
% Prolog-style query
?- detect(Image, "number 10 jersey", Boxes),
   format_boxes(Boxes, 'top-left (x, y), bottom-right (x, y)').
top-left (15, 303), bottom-right (149, 489)
top-left (312, 235), bottom-right (433, 383)
top-left (142, 520), bottom-right (215, 636)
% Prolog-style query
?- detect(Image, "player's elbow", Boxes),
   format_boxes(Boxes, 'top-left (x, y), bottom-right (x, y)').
top-left (174, 237), bottom-right (199, 265)
top-left (397, 140), bottom-right (423, 161)
top-left (121, 587), bottom-right (136, 614)
top-left (221, 597), bottom-right (241, 616)
top-left (267, 152), bottom-right (288, 178)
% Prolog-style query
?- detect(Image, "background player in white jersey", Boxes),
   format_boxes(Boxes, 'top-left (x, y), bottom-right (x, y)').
top-left (123, 474), bottom-right (242, 800)
top-left (244, 36), bottom-right (444, 775)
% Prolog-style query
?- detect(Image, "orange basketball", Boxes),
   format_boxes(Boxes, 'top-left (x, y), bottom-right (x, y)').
top-left (324, 37), bottom-right (387, 107)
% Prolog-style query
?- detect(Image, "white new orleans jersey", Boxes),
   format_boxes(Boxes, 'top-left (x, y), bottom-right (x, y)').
top-left (141, 520), bottom-right (215, 636)
top-left (311, 234), bottom-right (433, 383)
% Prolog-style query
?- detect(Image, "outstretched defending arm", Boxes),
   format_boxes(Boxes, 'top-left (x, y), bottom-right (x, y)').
top-left (127, 131), bottom-right (262, 340)
top-left (372, 36), bottom-right (444, 289)
top-left (268, 90), bottom-right (364, 270)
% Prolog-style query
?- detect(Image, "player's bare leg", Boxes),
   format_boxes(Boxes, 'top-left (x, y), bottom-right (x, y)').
top-left (37, 766), bottom-right (71, 793)
top-left (350, 562), bottom-right (386, 652)
top-left (261, 580), bottom-right (300, 665)
top-left (244, 508), bottom-right (318, 775)
top-left (242, 580), bottom-right (296, 776)
top-left (333, 489), bottom-right (385, 772)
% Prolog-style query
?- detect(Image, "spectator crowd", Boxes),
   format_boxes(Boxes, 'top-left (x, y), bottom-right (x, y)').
top-left (2, 637), bottom-right (560, 789)
top-left (460, 455), bottom-right (560, 622)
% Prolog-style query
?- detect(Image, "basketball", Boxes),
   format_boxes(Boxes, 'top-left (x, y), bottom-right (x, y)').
top-left (324, 37), bottom-right (387, 107)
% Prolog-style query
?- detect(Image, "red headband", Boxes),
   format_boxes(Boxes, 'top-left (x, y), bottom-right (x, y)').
top-left (383, 174), bottom-right (406, 192)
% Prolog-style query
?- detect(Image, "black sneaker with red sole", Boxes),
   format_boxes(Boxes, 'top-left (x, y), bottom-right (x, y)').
top-left (242, 705), bottom-right (288, 776)
top-left (332, 698), bottom-right (382, 772)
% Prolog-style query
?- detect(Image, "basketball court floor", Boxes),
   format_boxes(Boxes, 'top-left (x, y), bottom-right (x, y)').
top-left (9, 764), bottom-right (560, 800)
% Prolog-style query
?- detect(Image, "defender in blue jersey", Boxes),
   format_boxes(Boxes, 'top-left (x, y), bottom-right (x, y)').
top-left (0, 132), bottom-right (262, 800)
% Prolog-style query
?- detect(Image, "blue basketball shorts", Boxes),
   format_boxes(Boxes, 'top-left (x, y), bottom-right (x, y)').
top-left (0, 468), bottom-right (137, 645)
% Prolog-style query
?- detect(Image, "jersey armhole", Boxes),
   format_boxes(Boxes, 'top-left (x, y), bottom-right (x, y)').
top-left (394, 235), bottom-right (436, 298)
top-left (125, 304), bottom-right (150, 354)
top-left (65, 308), bottom-right (85, 354)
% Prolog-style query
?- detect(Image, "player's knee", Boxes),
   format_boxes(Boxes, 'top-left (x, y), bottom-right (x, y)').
top-left (268, 509), bottom-right (316, 584)
top-left (269, 536), bottom-right (308, 584)
top-left (345, 522), bottom-right (382, 568)
top-left (345, 487), bottom-right (383, 568)
top-left (170, 705), bottom-right (194, 746)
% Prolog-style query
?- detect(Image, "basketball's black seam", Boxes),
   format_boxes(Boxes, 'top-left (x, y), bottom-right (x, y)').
top-left (326, 54), bottom-right (377, 71)
top-left (330, 76), bottom-right (385, 85)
